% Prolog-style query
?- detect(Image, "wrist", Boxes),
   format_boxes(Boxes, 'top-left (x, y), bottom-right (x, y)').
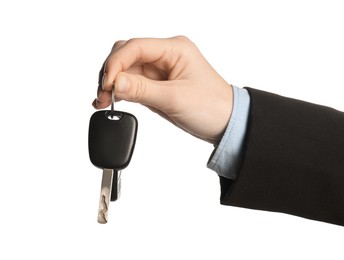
top-left (207, 86), bottom-right (251, 179)
top-left (212, 84), bottom-right (234, 145)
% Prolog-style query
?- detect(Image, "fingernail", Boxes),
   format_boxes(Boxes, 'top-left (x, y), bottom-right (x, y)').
top-left (101, 72), bottom-right (107, 90)
top-left (116, 76), bottom-right (129, 93)
top-left (97, 88), bottom-right (103, 99)
top-left (96, 98), bottom-right (102, 108)
top-left (92, 99), bottom-right (98, 108)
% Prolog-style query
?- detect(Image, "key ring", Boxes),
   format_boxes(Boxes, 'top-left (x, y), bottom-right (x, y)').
top-left (111, 83), bottom-right (115, 118)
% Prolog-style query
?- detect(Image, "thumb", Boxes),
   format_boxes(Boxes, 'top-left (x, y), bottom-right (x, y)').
top-left (114, 72), bottom-right (171, 109)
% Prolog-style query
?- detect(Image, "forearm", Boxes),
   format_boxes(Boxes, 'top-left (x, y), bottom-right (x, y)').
top-left (209, 87), bottom-right (344, 226)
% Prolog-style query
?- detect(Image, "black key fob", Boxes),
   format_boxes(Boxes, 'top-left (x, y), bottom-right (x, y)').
top-left (88, 110), bottom-right (138, 170)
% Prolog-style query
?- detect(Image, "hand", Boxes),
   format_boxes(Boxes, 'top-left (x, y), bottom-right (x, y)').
top-left (93, 36), bottom-right (233, 144)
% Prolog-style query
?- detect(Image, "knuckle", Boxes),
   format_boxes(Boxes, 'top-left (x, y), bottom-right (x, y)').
top-left (125, 38), bottom-right (141, 57)
top-left (172, 35), bottom-right (197, 54)
top-left (173, 35), bottom-right (194, 46)
top-left (126, 38), bottom-right (141, 47)
top-left (132, 76), bottom-right (147, 101)
top-left (173, 35), bottom-right (190, 42)
top-left (111, 40), bottom-right (126, 52)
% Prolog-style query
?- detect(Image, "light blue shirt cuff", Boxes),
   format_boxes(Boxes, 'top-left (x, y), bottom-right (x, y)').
top-left (207, 86), bottom-right (250, 179)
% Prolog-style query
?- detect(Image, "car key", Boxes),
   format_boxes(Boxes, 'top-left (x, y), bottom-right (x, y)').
top-left (88, 85), bottom-right (138, 224)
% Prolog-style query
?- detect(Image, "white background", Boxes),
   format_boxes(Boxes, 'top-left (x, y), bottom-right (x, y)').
top-left (0, 0), bottom-right (343, 259)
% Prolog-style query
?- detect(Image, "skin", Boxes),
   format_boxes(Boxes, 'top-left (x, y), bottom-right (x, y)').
top-left (93, 36), bottom-right (233, 145)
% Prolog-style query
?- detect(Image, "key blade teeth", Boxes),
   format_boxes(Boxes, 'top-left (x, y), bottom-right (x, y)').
top-left (97, 169), bottom-right (113, 224)
top-left (98, 215), bottom-right (107, 224)
top-left (97, 195), bottom-right (108, 224)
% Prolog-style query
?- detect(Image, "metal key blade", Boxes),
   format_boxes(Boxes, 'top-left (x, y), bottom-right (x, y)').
top-left (97, 169), bottom-right (114, 224)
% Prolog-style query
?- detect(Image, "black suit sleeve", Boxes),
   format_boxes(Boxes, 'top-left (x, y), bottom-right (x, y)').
top-left (220, 88), bottom-right (344, 226)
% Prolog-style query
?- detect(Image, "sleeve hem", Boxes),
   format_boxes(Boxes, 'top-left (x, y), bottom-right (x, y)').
top-left (207, 86), bottom-right (251, 179)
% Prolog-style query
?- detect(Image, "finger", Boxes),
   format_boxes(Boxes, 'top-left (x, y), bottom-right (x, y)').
top-left (99, 40), bottom-right (127, 90)
top-left (110, 40), bottom-right (127, 53)
top-left (103, 37), bottom-right (184, 90)
top-left (98, 60), bottom-right (107, 86)
top-left (123, 63), bottom-right (167, 80)
top-left (93, 40), bottom-right (128, 109)
top-left (96, 62), bottom-right (167, 107)
top-left (94, 67), bottom-right (171, 110)
top-left (114, 71), bottom-right (174, 109)
top-left (95, 60), bottom-right (107, 101)
top-left (93, 89), bottom-right (112, 109)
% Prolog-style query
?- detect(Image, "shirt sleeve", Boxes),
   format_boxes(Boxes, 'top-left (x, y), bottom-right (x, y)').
top-left (207, 85), bottom-right (250, 179)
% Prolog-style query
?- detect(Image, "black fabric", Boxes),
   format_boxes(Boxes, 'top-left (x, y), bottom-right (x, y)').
top-left (220, 88), bottom-right (344, 226)
top-left (220, 176), bottom-right (234, 201)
